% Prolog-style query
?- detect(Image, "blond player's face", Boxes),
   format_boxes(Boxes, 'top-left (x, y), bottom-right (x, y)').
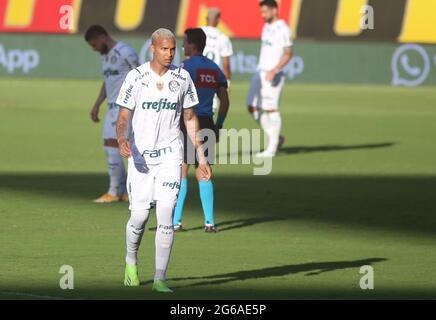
top-left (151, 38), bottom-right (176, 67)
top-left (260, 6), bottom-right (277, 23)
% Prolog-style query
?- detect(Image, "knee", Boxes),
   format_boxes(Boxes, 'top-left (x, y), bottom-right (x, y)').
top-left (156, 200), bottom-right (177, 222)
top-left (157, 199), bottom-right (176, 211)
top-left (129, 209), bottom-right (150, 228)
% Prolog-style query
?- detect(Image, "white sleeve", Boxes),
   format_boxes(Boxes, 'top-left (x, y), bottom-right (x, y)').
top-left (123, 47), bottom-right (140, 70)
top-left (220, 35), bottom-right (233, 57)
top-left (116, 71), bottom-right (138, 110)
top-left (180, 73), bottom-right (199, 109)
top-left (281, 24), bottom-right (293, 48)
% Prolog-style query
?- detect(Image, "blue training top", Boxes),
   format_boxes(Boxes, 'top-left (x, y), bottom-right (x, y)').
top-left (182, 54), bottom-right (228, 117)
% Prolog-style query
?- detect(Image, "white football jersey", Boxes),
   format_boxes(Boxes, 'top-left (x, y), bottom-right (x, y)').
top-left (201, 26), bottom-right (233, 67)
top-left (258, 19), bottom-right (293, 72)
top-left (116, 62), bottom-right (199, 165)
top-left (101, 41), bottom-right (139, 103)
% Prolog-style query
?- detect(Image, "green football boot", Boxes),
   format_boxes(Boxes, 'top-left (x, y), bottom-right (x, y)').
top-left (124, 265), bottom-right (140, 287)
top-left (152, 280), bottom-right (173, 293)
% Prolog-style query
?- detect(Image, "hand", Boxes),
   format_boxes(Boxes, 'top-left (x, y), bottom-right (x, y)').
top-left (90, 106), bottom-right (100, 123)
top-left (197, 160), bottom-right (212, 181)
top-left (118, 138), bottom-right (131, 158)
top-left (266, 69), bottom-right (277, 82)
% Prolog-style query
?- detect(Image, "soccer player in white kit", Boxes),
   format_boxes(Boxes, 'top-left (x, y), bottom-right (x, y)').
top-left (201, 7), bottom-right (233, 113)
top-left (85, 25), bottom-right (140, 203)
top-left (247, 0), bottom-right (293, 157)
top-left (115, 29), bottom-right (212, 293)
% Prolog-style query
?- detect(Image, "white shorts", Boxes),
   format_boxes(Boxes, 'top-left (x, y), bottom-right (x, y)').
top-left (102, 103), bottom-right (119, 140)
top-left (127, 158), bottom-right (182, 211)
top-left (246, 71), bottom-right (286, 111)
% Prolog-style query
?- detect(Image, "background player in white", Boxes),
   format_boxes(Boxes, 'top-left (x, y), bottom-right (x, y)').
top-left (247, 0), bottom-right (293, 157)
top-left (115, 28), bottom-right (212, 293)
top-left (85, 25), bottom-right (139, 203)
top-left (201, 7), bottom-right (233, 113)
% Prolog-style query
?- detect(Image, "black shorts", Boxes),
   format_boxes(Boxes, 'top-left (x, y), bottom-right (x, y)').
top-left (180, 115), bottom-right (216, 165)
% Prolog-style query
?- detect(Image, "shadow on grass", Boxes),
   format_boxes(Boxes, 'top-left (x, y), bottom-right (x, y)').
top-left (140, 258), bottom-right (387, 288)
top-left (162, 216), bottom-right (290, 232)
top-left (4, 278), bottom-right (436, 300)
top-left (278, 142), bottom-right (395, 155)
top-left (1, 173), bottom-right (436, 235)
top-left (217, 142), bottom-right (395, 158)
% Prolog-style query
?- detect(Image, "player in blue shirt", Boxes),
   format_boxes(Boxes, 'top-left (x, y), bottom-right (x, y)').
top-left (173, 28), bottom-right (230, 233)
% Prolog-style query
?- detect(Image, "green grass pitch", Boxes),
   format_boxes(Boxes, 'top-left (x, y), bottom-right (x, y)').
top-left (0, 78), bottom-right (436, 299)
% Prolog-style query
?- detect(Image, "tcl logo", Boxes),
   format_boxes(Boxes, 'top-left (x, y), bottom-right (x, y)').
top-left (199, 74), bottom-right (216, 83)
top-left (196, 68), bottom-right (218, 89)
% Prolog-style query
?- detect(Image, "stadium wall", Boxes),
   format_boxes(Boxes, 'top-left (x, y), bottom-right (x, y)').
top-left (1, 0), bottom-right (436, 44)
top-left (1, 34), bottom-right (436, 87)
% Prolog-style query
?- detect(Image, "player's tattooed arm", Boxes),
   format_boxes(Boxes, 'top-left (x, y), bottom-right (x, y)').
top-left (266, 47), bottom-right (293, 82)
top-left (116, 107), bottom-right (132, 158)
top-left (90, 82), bottom-right (107, 122)
top-left (183, 108), bottom-right (212, 180)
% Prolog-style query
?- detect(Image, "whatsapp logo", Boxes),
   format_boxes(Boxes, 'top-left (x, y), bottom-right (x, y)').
top-left (391, 44), bottom-right (430, 87)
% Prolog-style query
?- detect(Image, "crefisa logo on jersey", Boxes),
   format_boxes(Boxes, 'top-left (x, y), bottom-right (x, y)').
top-left (170, 71), bottom-right (186, 81)
top-left (124, 85), bottom-right (134, 104)
top-left (104, 69), bottom-right (120, 78)
top-left (169, 80), bottom-right (180, 93)
top-left (142, 98), bottom-right (177, 112)
top-left (162, 181), bottom-right (181, 190)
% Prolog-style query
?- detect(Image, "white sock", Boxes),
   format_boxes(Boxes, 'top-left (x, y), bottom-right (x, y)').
top-left (126, 209), bottom-right (150, 265)
top-left (251, 109), bottom-right (260, 123)
top-left (154, 200), bottom-right (175, 281)
top-left (266, 112), bottom-right (282, 154)
top-left (104, 146), bottom-right (126, 196)
top-left (260, 112), bottom-right (272, 152)
top-left (260, 112), bottom-right (282, 154)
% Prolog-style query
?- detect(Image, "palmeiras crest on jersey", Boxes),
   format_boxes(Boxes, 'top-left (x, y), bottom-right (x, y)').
top-left (169, 80), bottom-right (181, 93)
top-left (156, 80), bottom-right (164, 91)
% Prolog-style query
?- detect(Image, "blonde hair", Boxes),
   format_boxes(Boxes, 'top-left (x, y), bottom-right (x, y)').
top-left (151, 28), bottom-right (176, 44)
top-left (207, 7), bottom-right (221, 20)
